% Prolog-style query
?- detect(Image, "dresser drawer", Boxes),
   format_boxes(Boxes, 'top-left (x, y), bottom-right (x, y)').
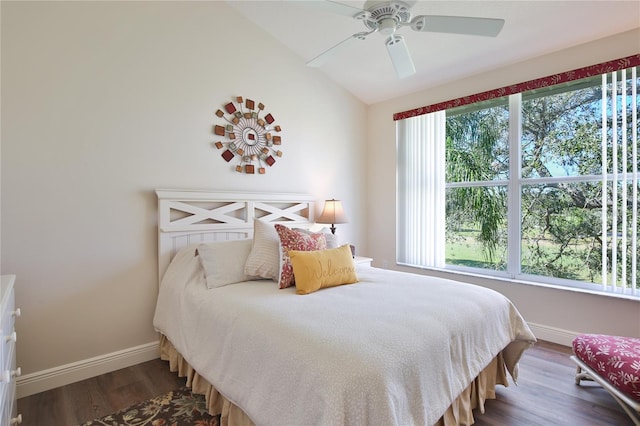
top-left (2, 338), bottom-right (16, 377)
top-left (0, 362), bottom-right (19, 425)
top-left (1, 285), bottom-right (16, 376)
top-left (0, 380), bottom-right (6, 420)
top-left (1, 383), bottom-right (10, 426)
top-left (0, 276), bottom-right (19, 425)
top-left (1, 379), bottom-right (18, 425)
top-left (1, 282), bottom-right (16, 338)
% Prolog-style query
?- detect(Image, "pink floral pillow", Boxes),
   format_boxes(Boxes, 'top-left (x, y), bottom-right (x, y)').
top-left (275, 224), bottom-right (327, 289)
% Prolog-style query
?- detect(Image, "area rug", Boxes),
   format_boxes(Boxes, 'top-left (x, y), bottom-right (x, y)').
top-left (81, 387), bottom-right (219, 426)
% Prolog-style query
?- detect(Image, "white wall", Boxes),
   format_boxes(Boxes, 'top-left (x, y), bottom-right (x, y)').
top-left (1, 1), bottom-right (367, 396)
top-left (366, 29), bottom-right (640, 343)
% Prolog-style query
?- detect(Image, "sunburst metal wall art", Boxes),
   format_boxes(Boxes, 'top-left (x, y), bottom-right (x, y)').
top-left (212, 96), bottom-right (282, 174)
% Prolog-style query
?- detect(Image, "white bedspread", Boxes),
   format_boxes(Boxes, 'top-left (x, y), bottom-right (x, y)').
top-left (153, 248), bottom-right (536, 426)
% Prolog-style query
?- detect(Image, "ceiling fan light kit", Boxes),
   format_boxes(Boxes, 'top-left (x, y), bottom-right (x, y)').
top-left (307, 0), bottom-right (505, 79)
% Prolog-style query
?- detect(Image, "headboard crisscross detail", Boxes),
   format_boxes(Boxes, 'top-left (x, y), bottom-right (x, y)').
top-left (252, 201), bottom-right (309, 223)
top-left (156, 190), bottom-right (315, 283)
top-left (167, 201), bottom-right (246, 227)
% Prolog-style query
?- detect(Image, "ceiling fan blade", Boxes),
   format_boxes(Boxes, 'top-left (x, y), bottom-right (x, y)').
top-left (385, 35), bottom-right (416, 79)
top-left (307, 33), bottom-right (366, 68)
top-left (410, 15), bottom-right (505, 37)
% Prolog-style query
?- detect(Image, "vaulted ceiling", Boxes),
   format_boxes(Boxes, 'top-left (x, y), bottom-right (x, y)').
top-left (228, 1), bottom-right (640, 104)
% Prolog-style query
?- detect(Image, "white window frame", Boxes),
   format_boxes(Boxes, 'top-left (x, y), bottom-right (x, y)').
top-left (397, 68), bottom-right (639, 298)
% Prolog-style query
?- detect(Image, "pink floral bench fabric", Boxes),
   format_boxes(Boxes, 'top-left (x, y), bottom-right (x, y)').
top-left (572, 333), bottom-right (640, 403)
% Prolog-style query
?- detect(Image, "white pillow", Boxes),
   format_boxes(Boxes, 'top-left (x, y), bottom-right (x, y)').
top-left (159, 243), bottom-right (200, 289)
top-left (197, 239), bottom-right (256, 289)
top-left (244, 218), bottom-right (280, 280)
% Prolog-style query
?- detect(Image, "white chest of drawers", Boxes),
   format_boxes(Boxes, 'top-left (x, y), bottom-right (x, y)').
top-left (0, 275), bottom-right (22, 425)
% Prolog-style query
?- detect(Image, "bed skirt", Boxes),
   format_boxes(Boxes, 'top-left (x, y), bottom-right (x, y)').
top-left (159, 334), bottom-right (509, 426)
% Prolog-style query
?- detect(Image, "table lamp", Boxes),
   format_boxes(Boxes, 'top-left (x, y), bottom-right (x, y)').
top-left (317, 198), bottom-right (348, 234)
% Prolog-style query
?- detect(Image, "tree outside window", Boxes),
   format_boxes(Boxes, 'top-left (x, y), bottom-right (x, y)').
top-left (442, 71), bottom-right (639, 292)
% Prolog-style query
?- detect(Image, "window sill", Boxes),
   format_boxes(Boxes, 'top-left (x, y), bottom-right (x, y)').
top-left (396, 263), bottom-right (640, 302)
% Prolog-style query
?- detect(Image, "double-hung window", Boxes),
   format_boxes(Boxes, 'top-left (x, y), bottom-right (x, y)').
top-left (397, 56), bottom-right (639, 297)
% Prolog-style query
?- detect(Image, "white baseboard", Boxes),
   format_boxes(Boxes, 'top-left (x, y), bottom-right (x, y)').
top-left (16, 340), bottom-right (160, 399)
top-left (528, 322), bottom-right (579, 347)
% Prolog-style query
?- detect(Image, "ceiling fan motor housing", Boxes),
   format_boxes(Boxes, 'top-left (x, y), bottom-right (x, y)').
top-left (362, 1), bottom-right (412, 32)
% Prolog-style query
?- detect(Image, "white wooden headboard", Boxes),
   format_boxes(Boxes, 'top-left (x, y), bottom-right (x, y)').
top-left (156, 189), bottom-right (315, 282)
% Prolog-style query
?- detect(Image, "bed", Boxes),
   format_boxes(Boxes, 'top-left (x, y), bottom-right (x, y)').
top-left (152, 189), bottom-right (537, 425)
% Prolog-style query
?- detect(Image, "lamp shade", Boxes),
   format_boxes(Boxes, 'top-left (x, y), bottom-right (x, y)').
top-left (317, 199), bottom-right (348, 234)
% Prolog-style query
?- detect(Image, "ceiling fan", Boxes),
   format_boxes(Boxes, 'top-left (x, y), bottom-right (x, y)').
top-left (306, 0), bottom-right (505, 79)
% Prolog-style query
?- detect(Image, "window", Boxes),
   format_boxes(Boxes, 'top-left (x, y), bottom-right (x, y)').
top-left (397, 60), bottom-right (639, 297)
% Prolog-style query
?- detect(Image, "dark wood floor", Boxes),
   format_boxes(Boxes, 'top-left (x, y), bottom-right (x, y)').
top-left (473, 341), bottom-right (632, 426)
top-left (18, 340), bottom-right (632, 425)
top-left (18, 356), bottom-right (184, 425)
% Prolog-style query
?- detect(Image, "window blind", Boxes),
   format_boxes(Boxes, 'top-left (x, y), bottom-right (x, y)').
top-left (602, 67), bottom-right (639, 296)
top-left (396, 111), bottom-right (446, 267)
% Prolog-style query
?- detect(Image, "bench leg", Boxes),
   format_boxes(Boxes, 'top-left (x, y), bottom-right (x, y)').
top-left (574, 364), bottom-right (593, 385)
top-left (571, 355), bottom-right (640, 426)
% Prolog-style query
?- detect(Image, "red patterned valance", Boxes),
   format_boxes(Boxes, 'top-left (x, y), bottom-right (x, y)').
top-left (393, 54), bottom-right (640, 121)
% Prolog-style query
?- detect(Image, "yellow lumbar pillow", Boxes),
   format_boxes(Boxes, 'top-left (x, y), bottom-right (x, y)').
top-left (289, 244), bottom-right (358, 295)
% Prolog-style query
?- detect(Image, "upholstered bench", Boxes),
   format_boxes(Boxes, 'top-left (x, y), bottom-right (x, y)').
top-left (571, 334), bottom-right (640, 425)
